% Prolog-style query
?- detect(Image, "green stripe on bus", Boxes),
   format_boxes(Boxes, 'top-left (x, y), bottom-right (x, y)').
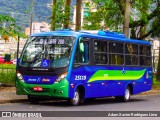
top-left (88, 69), bottom-right (146, 83)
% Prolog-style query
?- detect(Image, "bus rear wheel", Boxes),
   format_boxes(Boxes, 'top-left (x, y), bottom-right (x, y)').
top-left (68, 89), bottom-right (80, 106)
top-left (115, 87), bottom-right (131, 102)
top-left (28, 95), bottom-right (39, 104)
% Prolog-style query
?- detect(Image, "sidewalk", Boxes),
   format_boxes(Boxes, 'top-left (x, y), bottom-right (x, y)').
top-left (0, 87), bottom-right (27, 104)
top-left (0, 87), bottom-right (160, 104)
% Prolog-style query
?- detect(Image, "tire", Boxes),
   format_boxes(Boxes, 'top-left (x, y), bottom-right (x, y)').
top-left (68, 89), bottom-right (80, 106)
top-left (115, 87), bottom-right (131, 102)
top-left (28, 95), bottom-right (39, 104)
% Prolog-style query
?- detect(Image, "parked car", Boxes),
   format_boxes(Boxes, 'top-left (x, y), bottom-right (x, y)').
top-left (0, 56), bottom-right (5, 64)
top-left (0, 55), bottom-right (14, 64)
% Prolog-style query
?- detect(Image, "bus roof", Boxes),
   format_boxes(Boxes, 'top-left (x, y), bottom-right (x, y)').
top-left (31, 30), bottom-right (151, 45)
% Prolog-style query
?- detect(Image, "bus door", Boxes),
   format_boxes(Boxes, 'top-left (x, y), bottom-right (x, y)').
top-left (70, 37), bottom-right (101, 98)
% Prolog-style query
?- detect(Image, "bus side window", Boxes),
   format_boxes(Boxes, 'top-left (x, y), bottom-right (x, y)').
top-left (109, 42), bottom-right (124, 65)
top-left (125, 43), bottom-right (138, 66)
top-left (139, 45), bottom-right (151, 66)
top-left (74, 40), bottom-right (89, 64)
top-left (94, 40), bottom-right (107, 64)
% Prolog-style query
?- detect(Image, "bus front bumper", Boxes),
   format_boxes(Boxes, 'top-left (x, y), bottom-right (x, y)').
top-left (16, 78), bottom-right (69, 98)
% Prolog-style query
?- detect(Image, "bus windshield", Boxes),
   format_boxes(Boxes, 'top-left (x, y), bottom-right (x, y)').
top-left (19, 36), bottom-right (76, 68)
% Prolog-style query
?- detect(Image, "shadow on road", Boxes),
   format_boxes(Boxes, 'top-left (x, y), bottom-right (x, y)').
top-left (23, 97), bottom-right (148, 107)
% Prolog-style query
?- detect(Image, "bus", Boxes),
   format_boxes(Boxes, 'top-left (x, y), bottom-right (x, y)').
top-left (16, 30), bottom-right (152, 105)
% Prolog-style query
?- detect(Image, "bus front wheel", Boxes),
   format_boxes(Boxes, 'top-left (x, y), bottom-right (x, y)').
top-left (115, 87), bottom-right (131, 102)
top-left (68, 89), bottom-right (80, 106)
top-left (28, 95), bottom-right (39, 104)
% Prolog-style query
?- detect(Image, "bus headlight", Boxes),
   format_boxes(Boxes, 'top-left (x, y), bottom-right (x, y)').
top-left (17, 72), bottom-right (24, 82)
top-left (55, 73), bottom-right (67, 83)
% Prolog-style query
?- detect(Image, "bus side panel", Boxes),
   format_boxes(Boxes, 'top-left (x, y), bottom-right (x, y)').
top-left (69, 66), bottom-right (152, 98)
top-left (69, 66), bottom-right (105, 98)
top-left (132, 67), bottom-right (152, 94)
top-left (69, 66), bottom-right (127, 98)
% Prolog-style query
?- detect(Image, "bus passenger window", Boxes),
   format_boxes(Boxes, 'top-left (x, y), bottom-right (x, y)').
top-left (74, 41), bottom-right (89, 64)
top-left (140, 56), bottom-right (151, 66)
top-left (94, 40), bottom-right (107, 64)
top-left (139, 45), bottom-right (151, 56)
top-left (109, 54), bottom-right (124, 65)
top-left (109, 41), bottom-right (124, 65)
top-left (125, 55), bottom-right (138, 65)
top-left (125, 43), bottom-right (138, 66)
top-left (109, 42), bottom-right (123, 53)
top-left (125, 44), bottom-right (138, 54)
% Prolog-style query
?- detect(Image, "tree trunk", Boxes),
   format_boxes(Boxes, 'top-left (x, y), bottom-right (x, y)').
top-left (51, 0), bottom-right (57, 31)
top-left (75, 0), bottom-right (82, 31)
top-left (64, 0), bottom-right (71, 29)
top-left (123, 0), bottom-right (130, 38)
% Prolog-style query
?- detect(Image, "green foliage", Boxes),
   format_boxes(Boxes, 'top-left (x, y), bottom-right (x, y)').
top-left (0, 14), bottom-right (26, 40)
top-left (0, 64), bottom-right (16, 86)
top-left (0, 64), bottom-right (16, 69)
top-left (50, 0), bottom-right (72, 30)
top-left (83, 0), bottom-right (160, 40)
top-left (83, 0), bottom-right (124, 31)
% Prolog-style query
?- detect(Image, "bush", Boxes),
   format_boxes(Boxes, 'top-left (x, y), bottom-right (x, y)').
top-left (0, 64), bottom-right (16, 86)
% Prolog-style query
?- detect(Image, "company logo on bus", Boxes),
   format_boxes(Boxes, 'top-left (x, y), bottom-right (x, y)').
top-left (28, 78), bottom-right (41, 82)
top-left (42, 78), bottom-right (50, 82)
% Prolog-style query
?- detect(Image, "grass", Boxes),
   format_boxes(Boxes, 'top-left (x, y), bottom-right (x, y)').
top-left (0, 64), bottom-right (16, 86)
top-left (152, 74), bottom-right (160, 90)
top-left (0, 64), bottom-right (16, 69)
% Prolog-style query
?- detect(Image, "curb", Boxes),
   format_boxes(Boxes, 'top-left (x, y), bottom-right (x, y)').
top-left (0, 99), bottom-right (28, 104)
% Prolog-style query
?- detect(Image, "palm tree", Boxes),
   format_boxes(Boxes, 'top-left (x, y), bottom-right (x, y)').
top-left (75, 0), bottom-right (82, 31)
top-left (64, 0), bottom-right (71, 29)
top-left (51, 0), bottom-right (57, 31)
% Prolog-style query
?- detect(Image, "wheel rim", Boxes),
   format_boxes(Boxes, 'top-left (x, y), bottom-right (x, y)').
top-left (125, 88), bottom-right (130, 100)
top-left (73, 91), bottom-right (79, 104)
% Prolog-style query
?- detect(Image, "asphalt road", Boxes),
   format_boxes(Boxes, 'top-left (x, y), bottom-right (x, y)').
top-left (0, 94), bottom-right (160, 120)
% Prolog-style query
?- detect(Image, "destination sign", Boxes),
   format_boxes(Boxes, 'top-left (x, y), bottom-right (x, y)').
top-left (33, 39), bottom-right (65, 45)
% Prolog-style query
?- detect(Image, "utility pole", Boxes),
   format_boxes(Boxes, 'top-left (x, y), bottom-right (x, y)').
top-left (123, 0), bottom-right (131, 38)
top-left (64, 0), bottom-right (71, 29)
top-left (51, 0), bottom-right (57, 31)
top-left (75, 0), bottom-right (82, 31)
top-left (30, 0), bottom-right (34, 35)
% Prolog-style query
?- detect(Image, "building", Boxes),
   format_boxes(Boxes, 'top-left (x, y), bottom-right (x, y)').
top-left (25, 21), bottom-right (50, 36)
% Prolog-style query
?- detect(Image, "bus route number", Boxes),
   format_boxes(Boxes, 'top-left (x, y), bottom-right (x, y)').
top-left (75, 75), bottom-right (86, 80)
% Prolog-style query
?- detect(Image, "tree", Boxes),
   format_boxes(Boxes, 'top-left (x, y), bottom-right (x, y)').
top-left (0, 14), bottom-right (25, 41)
top-left (83, 0), bottom-right (160, 40)
top-left (64, 0), bottom-right (71, 29)
top-left (75, 0), bottom-right (82, 31)
top-left (50, 0), bottom-right (72, 30)
top-left (51, 0), bottom-right (57, 31)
